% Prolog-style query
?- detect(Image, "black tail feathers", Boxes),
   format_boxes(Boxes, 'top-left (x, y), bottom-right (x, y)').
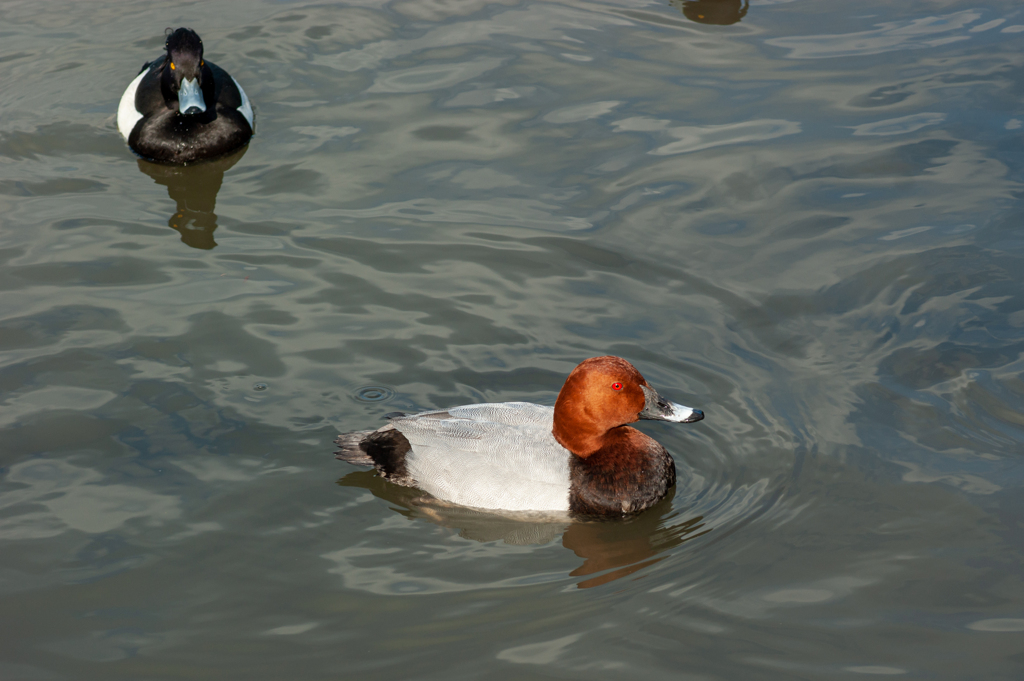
top-left (334, 427), bottom-right (414, 486)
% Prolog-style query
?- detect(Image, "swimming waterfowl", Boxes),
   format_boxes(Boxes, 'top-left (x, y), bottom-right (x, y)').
top-left (117, 28), bottom-right (254, 164)
top-left (335, 356), bottom-right (704, 517)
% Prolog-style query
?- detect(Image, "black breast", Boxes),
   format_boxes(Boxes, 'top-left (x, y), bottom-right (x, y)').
top-left (568, 441), bottom-right (676, 517)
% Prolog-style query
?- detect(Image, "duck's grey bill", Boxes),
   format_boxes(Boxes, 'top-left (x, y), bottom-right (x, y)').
top-left (639, 384), bottom-right (704, 423)
top-left (178, 78), bottom-right (206, 115)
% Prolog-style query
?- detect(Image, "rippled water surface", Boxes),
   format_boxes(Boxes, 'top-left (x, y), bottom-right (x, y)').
top-left (3, 0), bottom-right (1024, 678)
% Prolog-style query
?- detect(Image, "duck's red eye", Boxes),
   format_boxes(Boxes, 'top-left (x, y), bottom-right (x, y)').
top-left (611, 382), bottom-right (623, 391)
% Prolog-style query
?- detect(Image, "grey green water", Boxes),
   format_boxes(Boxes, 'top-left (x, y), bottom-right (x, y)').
top-left (2, 0), bottom-right (1024, 678)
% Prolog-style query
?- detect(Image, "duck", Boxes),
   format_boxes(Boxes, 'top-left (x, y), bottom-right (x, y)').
top-left (117, 28), bottom-right (254, 164)
top-left (335, 356), bottom-right (704, 517)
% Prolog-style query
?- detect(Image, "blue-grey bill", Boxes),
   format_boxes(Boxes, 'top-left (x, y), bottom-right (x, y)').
top-left (178, 78), bottom-right (206, 114)
top-left (639, 384), bottom-right (704, 423)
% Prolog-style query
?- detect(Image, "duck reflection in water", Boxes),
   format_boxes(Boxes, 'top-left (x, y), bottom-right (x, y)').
top-left (338, 470), bottom-right (710, 588)
top-left (135, 146), bottom-right (245, 250)
top-left (670, 0), bottom-right (749, 25)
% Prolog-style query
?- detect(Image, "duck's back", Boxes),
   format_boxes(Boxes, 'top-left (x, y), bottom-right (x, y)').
top-left (393, 403), bottom-right (571, 512)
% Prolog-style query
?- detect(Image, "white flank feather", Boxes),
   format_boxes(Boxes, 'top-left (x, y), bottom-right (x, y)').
top-left (116, 70), bottom-right (146, 140)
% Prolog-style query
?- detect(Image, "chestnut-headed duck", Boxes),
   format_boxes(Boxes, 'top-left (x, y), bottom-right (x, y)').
top-left (334, 356), bottom-right (704, 517)
top-left (118, 28), bottom-right (254, 164)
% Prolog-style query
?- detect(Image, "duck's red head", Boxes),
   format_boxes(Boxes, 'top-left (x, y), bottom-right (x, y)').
top-left (552, 356), bottom-right (703, 458)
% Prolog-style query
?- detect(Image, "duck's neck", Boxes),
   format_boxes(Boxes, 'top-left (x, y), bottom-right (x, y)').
top-left (555, 420), bottom-right (656, 463)
top-left (553, 392), bottom-right (629, 457)
top-left (553, 426), bottom-right (600, 458)
top-left (566, 427), bottom-right (647, 465)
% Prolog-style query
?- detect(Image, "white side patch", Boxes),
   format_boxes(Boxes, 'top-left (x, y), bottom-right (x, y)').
top-left (116, 70), bottom-right (147, 140)
top-left (232, 76), bottom-right (255, 130)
